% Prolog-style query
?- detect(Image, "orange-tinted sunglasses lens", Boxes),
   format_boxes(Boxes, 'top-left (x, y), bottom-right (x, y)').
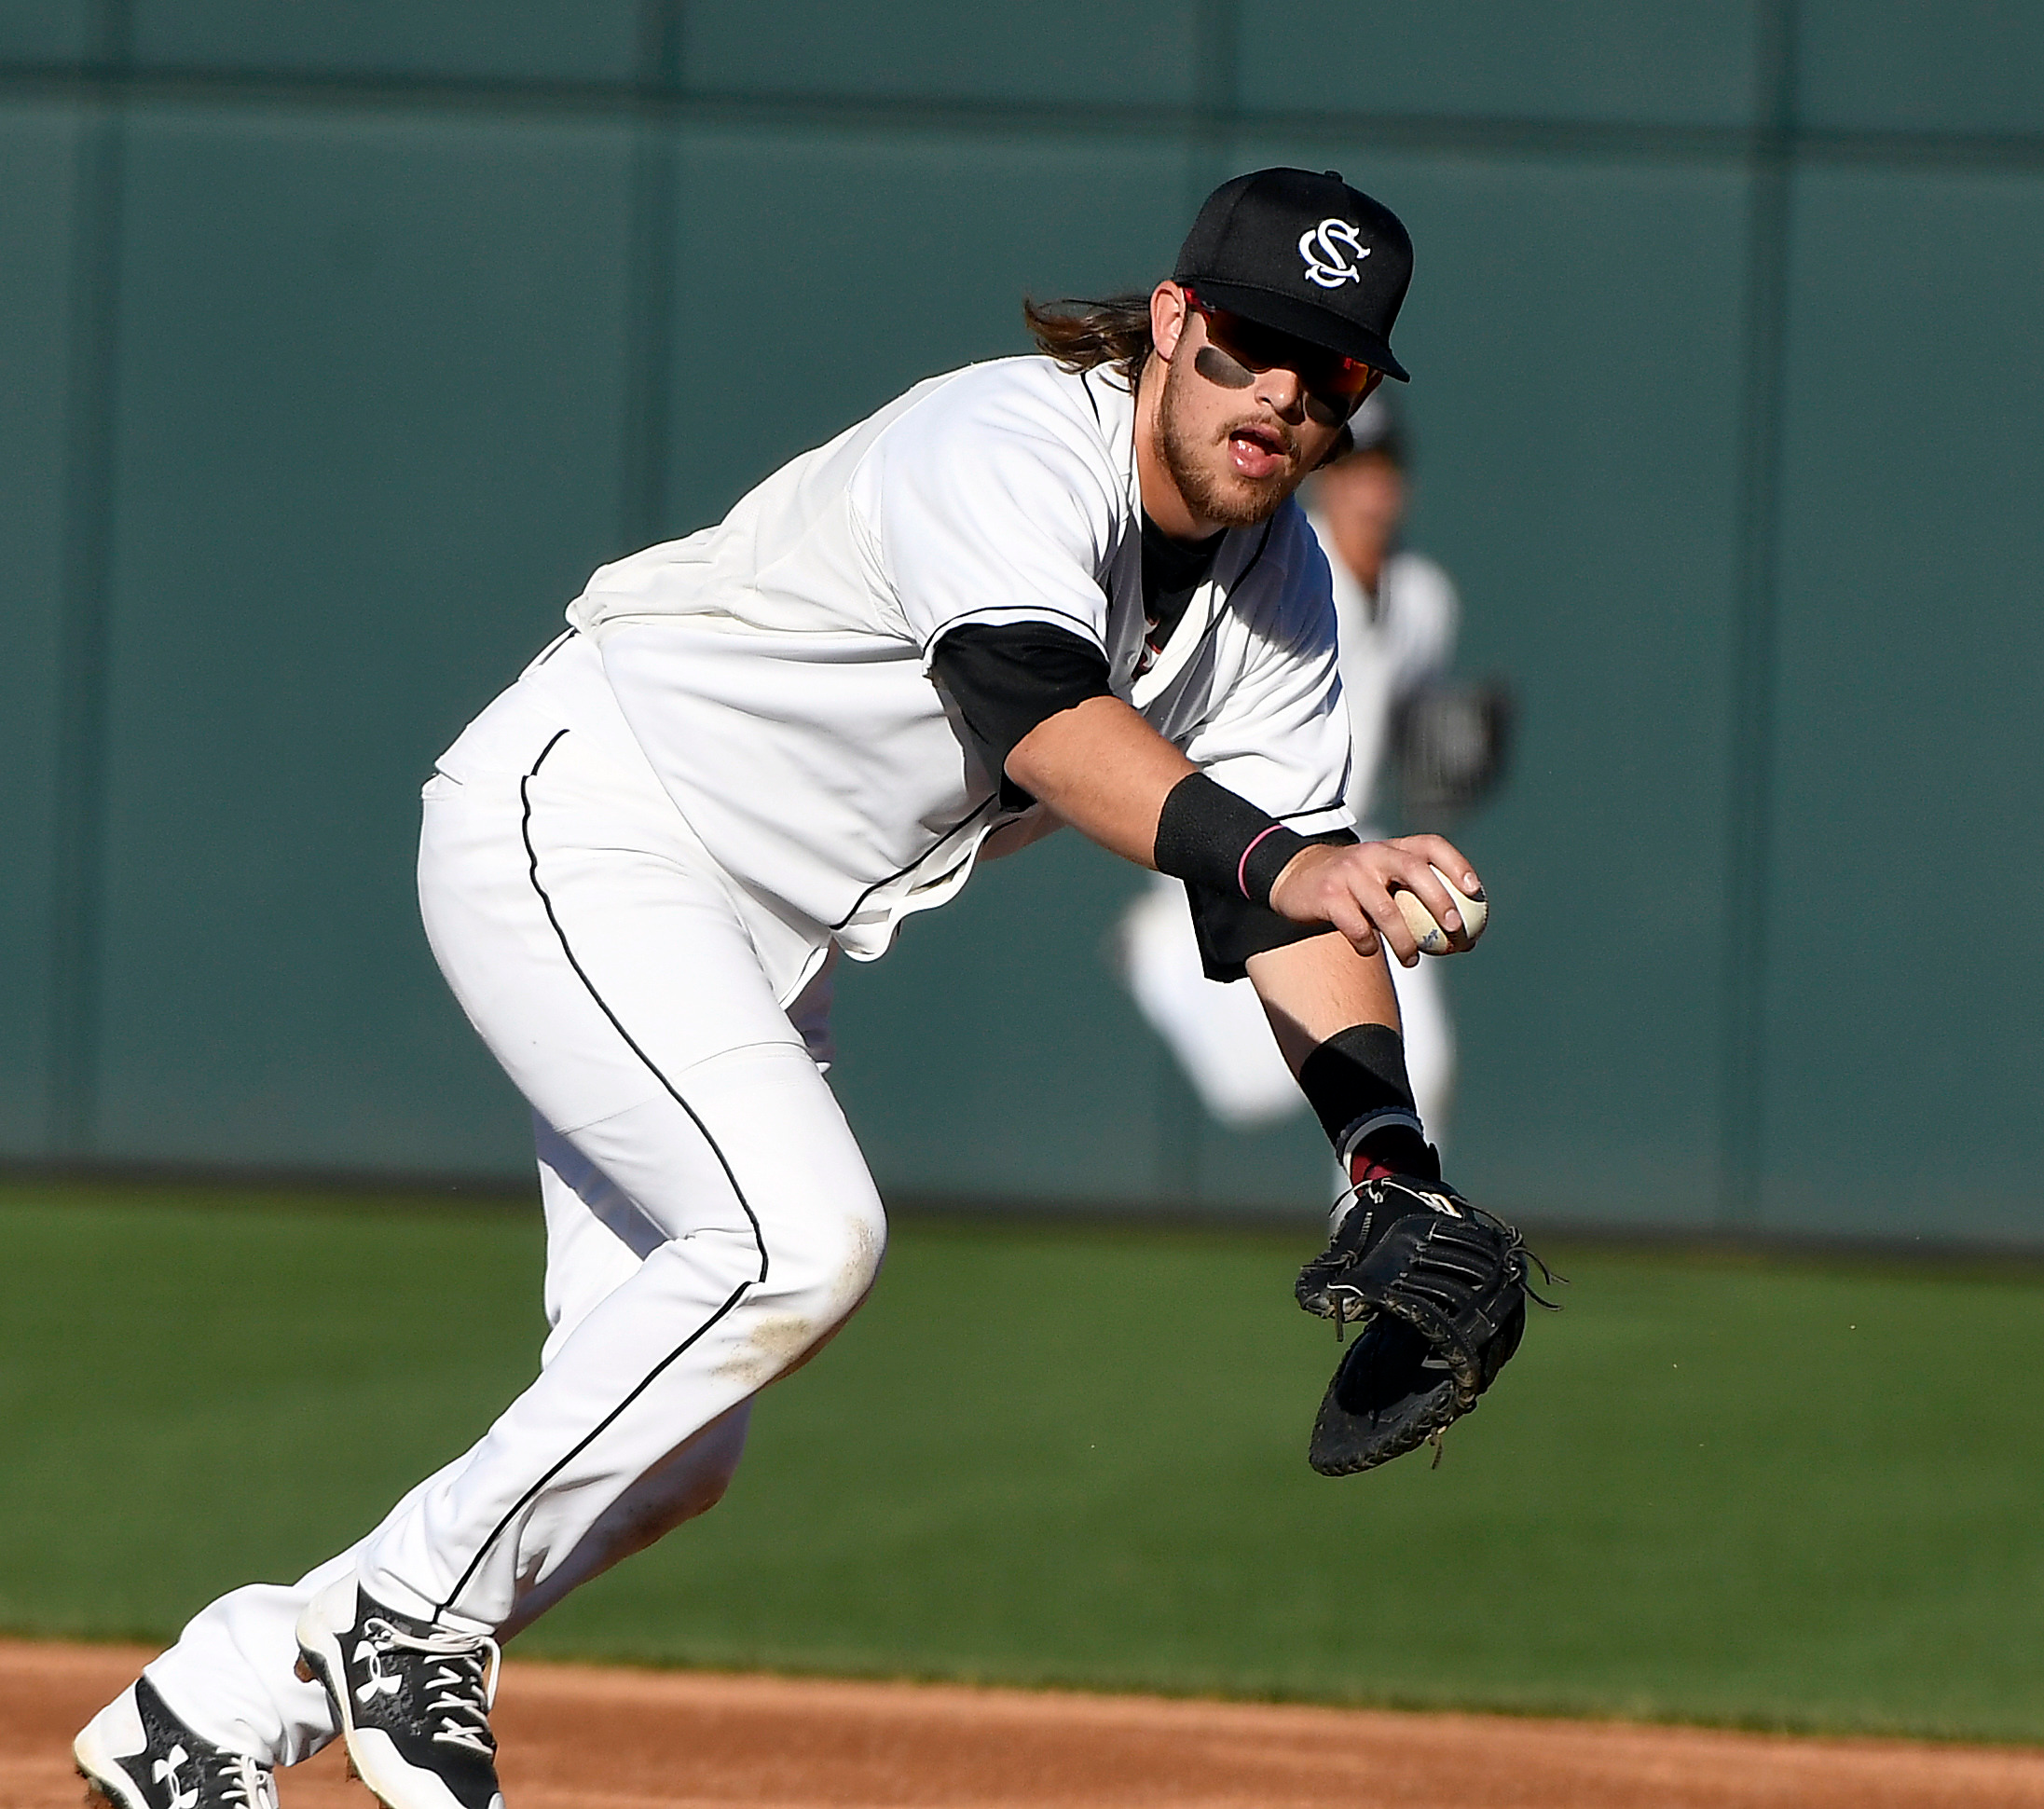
top-left (1184, 289), bottom-right (1381, 419)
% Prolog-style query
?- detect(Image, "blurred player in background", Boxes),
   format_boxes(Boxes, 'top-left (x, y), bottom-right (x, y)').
top-left (1120, 394), bottom-right (1503, 1141)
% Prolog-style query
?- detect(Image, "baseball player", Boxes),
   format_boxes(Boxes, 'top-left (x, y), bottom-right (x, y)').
top-left (74, 168), bottom-right (1491, 1809)
top-left (1118, 393), bottom-right (1463, 1135)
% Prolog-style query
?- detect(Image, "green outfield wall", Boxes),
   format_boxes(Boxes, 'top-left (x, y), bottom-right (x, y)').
top-left (5, 2), bottom-right (2040, 1238)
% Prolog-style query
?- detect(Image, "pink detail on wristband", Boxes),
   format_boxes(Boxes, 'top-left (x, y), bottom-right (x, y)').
top-left (1237, 824), bottom-right (1285, 899)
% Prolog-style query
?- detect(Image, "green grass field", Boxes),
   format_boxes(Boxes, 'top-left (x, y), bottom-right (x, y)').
top-left (4, 1181), bottom-right (2043, 1741)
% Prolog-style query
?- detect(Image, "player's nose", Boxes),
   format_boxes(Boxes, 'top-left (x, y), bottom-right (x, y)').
top-left (1255, 366), bottom-right (1308, 422)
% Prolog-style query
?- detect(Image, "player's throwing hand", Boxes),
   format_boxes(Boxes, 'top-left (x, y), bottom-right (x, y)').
top-left (1269, 833), bottom-right (1482, 966)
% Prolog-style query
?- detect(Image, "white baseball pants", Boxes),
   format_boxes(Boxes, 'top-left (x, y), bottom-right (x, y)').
top-left (144, 643), bottom-right (885, 1765)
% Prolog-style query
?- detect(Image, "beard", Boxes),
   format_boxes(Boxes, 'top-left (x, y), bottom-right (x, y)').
top-left (1154, 351), bottom-right (1308, 528)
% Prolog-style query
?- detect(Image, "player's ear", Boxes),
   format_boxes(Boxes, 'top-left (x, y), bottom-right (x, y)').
top-left (1151, 281), bottom-right (1188, 362)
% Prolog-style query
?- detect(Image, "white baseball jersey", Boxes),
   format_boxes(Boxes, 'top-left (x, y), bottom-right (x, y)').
top-left (569, 356), bottom-right (1353, 966)
top-left (1309, 518), bottom-right (1458, 832)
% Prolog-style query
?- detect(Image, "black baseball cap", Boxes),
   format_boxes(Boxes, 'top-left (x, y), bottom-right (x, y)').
top-left (1174, 168), bottom-right (1413, 382)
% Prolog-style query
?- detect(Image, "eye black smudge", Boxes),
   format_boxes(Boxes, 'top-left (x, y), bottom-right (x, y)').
top-left (1193, 345), bottom-right (1256, 390)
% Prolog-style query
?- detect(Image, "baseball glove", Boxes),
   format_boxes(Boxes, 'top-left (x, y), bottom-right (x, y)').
top-left (1296, 1174), bottom-right (1552, 1475)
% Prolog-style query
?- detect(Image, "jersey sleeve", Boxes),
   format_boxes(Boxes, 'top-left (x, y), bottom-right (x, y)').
top-left (1181, 514), bottom-right (1354, 836)
top-left (857, 366), bottom-right (1122, 662)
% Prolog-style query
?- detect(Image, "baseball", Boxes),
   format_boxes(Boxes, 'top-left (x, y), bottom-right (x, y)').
top-left (1392, 867), bottom-right (1488, 955)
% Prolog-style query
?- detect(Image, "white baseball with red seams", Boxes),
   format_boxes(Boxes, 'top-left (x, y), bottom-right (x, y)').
top-left (1392, 866), bottom-right (1488, 956)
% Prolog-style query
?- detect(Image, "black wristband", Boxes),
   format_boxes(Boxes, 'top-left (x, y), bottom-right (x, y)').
top-left (1152, 773), bottom-right (1311, 909)
top-left (1183, 828), bottom-right (1359, 980)
top-left (1296, 1023), bottom-right (1433, 1173)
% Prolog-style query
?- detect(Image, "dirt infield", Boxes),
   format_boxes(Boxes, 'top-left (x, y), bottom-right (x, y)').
top-left (12, 1639), bottom-right (2044, 1809)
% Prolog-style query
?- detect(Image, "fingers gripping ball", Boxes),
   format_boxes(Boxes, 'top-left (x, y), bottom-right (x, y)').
top-left (1392, 867), bottom-right (1488, 955)
top-left (1296, 1174), bottom-right (1555, 1475)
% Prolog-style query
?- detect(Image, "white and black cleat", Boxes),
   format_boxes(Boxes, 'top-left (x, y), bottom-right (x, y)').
top-left (295, 1578), bottom-right (504, 1809)
top-left (75, 1677), bottom-right (278, 1809)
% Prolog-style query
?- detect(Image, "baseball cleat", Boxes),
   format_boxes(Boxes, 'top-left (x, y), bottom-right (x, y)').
top-left (295, 1577), bottom-right (504, 1809)
top-left (74, 1677), bottom-right (278, 1809)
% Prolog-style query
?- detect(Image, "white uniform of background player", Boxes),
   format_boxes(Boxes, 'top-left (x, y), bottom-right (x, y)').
top-left (1119, 395), bottom-right (1461, 1136)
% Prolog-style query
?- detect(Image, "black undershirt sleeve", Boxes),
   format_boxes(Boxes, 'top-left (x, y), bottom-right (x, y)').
top-left (1183, 828), bottom-right (1360, 980)
top-left (929, 518), bottom-right (1220, 806)
top-left (932, 609), bottom-right (1351, 980)
top-left (928, 622), bottom-right (1115, 805)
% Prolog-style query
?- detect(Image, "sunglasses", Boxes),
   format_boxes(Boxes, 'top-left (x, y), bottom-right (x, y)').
top-left (1182, 287), bottom-right (1383, 427)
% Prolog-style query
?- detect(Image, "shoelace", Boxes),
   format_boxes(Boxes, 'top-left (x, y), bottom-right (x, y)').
top-left (207, 1752), bottom-right (279, 1809)
top-left (363, 1619), bottom-right (502, 1756)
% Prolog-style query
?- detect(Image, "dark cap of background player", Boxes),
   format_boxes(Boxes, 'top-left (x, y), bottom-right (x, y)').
top-left (1333, 390), bottom-right (1406, 466)
top-left (1174, 168), bottom-right (1414, 382)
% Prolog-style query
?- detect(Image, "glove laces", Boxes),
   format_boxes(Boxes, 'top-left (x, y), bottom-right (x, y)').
top-left (1472, 1204), bottom-right (1567, 1310)
top-left (1320, 1183), bottom-right (1569, 1344)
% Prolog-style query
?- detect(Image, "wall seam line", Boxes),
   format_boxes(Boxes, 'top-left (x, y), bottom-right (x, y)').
top-left (0, 66), bottom-right (2037, 171)
top-left (1720, 0), bottom-right (1797, 1227)
top-left (47, 0), bottom-right (133, 1158)
top-left (619, 0), bottom-right (682, 547)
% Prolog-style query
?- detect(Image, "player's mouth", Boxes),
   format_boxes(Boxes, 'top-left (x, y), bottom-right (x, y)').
top-left (1224, 421), bottom-right (1294, 481)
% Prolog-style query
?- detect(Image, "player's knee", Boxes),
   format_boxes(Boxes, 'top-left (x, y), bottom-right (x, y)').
top-left (680, 1448), bottom-right (742, 1517)
top-left (610, 1459), bottom-right (733, 1548)
top-left (676, 1399), bottom-right (749, 1515)
top-left (689, 1469), bottom-right (733, 1516)
top-left (773, 1195), bottom-right (887, 1326)
top-left (710, 1204), bottom-right (885, 1395)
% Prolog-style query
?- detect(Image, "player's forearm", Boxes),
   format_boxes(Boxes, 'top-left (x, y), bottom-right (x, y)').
top-left (1003, 695), bottom-right (1198, 867)
top-left (1245, 931), bottom-right (1401, 1076)
top-left (1253, 934), bottom-right (1435, 1188)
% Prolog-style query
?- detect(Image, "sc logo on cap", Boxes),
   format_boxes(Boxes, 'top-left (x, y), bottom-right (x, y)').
top-left (1298, 218), bottom-right (1370, 289)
